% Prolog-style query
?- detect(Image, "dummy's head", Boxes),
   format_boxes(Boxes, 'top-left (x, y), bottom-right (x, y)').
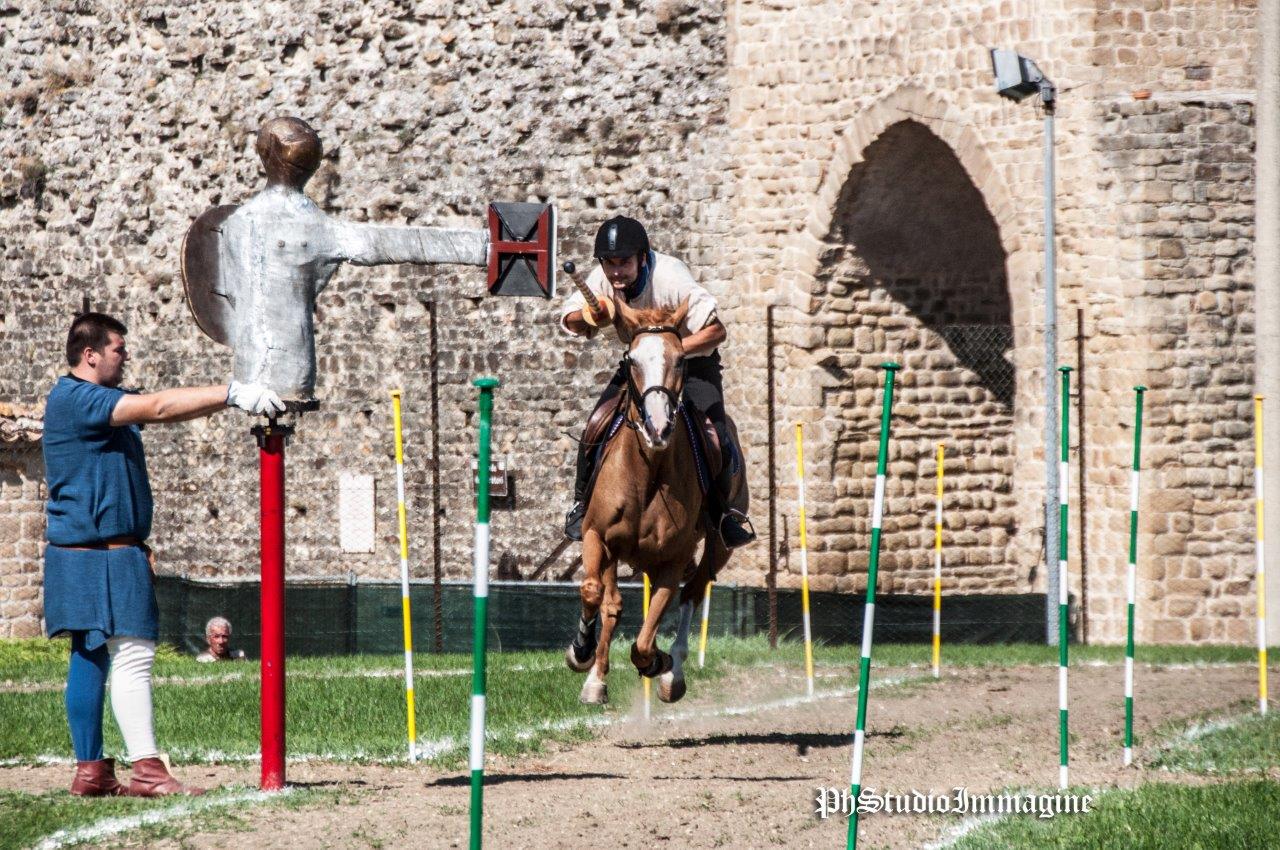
top-left (255, 117), bottom-right (322, 189)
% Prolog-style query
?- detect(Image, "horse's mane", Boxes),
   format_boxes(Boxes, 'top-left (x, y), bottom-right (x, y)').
top-left (627, 305), bottom-right (681, 328)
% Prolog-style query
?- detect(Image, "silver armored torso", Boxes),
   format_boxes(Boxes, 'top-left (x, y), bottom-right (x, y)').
top-left (215, 186), bottom-right (487, 402)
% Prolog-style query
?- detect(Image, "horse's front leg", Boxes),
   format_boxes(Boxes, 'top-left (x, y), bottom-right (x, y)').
top-left (659, 591), bottom-right (695, 703)
top-left (568, 530), bottom-right (605, 674)
top-left (631, 570), bottom-right (677, 679)
top-left (576, 529), bottom-right (616, 704)
top-left (583, 555), bottom-right (621, 705)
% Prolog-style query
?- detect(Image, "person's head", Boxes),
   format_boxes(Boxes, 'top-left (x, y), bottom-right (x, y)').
top-left (255, 117), bottom-right (322, 189)
top-left (205, 617), bottom-right (233, 659)
top-left (66, 312), bottom-right (129, 388)
top-left (593, 216), bottom-right (650, 294)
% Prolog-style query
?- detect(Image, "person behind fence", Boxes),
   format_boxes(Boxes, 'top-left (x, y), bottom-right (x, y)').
top-left (560, 215), bottom-right (755, 549)
top-left (196, 617), bottom-right (246, 663)
top-left (43, 312), bottom-right (284, 797)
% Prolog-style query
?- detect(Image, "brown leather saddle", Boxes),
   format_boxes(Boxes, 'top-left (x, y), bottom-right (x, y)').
top-left (581, 393), bottom-right (737, 486)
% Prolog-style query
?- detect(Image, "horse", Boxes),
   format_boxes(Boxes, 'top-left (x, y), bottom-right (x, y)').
top-left (564, 296), bottom-right (740, 705)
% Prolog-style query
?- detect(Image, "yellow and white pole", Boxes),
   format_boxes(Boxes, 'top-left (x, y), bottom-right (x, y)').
top-left (390, 389), bottom-right (418, 762)
top-left (932, 443), bottom-right (944, 679)
top-left (1256, 395), bottom-right (1269, 716)
top-left (697, 580), bottom-right (712, 668)
top-left (795, 423), bottom-right (815, 698)
top-left (643, 573), bottom-right (652, 721)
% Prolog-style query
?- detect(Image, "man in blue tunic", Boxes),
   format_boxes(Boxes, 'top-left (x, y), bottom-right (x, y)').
top-left (44, 312), bottom-right (283, 796)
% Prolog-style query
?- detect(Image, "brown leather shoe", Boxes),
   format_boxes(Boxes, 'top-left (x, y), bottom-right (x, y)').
top-left (127, 756), bottom-right (207, 797)
top-left (70, 758), bottom-right (125, 796)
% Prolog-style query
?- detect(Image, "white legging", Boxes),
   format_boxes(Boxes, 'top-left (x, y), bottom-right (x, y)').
top-left (107, 637), bottom-right (159, 762)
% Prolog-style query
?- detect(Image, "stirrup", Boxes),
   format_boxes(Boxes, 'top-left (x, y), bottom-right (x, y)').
top-left (718, 509), bottom-right (756, 549)
top-left (564, 501), bottom-right (585, 542)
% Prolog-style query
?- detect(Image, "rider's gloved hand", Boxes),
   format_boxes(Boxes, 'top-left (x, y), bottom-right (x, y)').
top-left (583, 297), bottom-right (617, 328)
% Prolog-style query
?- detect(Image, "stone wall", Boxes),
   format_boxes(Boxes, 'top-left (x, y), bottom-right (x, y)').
top-left (0, 444), bottom-right (43, 638)
top-left (0, 0), bottom-right (731, 604)
top-left (722, 0), bottom-right (1261, 643)
top-left (1083, 97), bottom-right (1257, 644)
top-left (0, 0), bottom-right (1269, 644)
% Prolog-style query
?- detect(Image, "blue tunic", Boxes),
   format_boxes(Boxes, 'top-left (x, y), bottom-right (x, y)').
top-left (42, 376), bottom-right (158, 648)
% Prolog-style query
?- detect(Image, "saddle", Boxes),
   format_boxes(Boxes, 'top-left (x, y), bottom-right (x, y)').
top-left (580, 393), bottom-right (749, 517)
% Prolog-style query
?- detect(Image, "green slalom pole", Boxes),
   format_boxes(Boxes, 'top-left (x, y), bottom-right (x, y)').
top-left (1058, 366), bottom-right (1071, 790)
top-left (847, 362), bottom-right (900, 850)
top-left (1124, 386), bottom-right (1146, 766)
top-left (469, 376), bottom-right (499, 850)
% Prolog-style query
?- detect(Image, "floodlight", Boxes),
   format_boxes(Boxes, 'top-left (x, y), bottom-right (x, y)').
top-left (990, 48), bottom-right (1052, 102)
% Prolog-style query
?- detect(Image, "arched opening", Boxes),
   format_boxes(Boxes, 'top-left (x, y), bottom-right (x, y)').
top-left (813, 119), bottom-right (1019, 595)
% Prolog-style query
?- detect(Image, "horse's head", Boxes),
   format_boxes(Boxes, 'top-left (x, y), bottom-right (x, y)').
top-left (615, 297), bottom-right (690, 450)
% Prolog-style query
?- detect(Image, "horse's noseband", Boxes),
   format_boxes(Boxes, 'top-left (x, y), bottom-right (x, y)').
top-left (623, 325), bottom-right (686, 433)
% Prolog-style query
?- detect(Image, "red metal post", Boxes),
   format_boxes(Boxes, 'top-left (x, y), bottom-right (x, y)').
top-left (256, 422), bottom-right (289, 790)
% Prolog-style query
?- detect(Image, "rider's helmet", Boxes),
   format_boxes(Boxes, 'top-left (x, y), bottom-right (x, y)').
top-left (593, 215), bottom-right (650, 260)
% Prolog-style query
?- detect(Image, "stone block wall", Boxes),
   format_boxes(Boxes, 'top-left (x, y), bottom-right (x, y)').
top-left (1083, 97), bottom-right (1257, 644)
top-left (0, 0), bottom-right (1269, 644)
top-left (721, 0), bottom-right (1262, 643)
top-left (0, 444), bottom-right (44, 638)
top-left (0, 0), bottom-right (730, 601)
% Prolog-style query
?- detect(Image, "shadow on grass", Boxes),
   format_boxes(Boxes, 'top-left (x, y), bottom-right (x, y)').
top-left (425, 771), bottom-right (624, 788)
top-left (615, 730), bottom-right (896, 751)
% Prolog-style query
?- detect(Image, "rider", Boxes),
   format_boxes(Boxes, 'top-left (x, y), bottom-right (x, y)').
top-left (560, 215), bottom-right (755, 549)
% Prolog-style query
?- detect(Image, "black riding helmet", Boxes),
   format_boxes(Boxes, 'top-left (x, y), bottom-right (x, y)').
top-left (593, 215), bottom-right (650, 260)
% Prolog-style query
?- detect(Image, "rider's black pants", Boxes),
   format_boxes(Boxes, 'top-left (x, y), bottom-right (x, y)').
top-left (573, 352), bottom-right (732, 504)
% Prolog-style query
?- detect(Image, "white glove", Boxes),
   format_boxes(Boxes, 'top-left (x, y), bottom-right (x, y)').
top-left (226, 381), bottom-right (286, 416)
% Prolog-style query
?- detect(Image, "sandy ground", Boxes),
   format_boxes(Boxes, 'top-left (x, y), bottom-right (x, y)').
top-left (1, 662), bottom-right (1266, 849)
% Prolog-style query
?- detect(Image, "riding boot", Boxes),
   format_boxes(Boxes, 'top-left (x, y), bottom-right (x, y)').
top-left (708, 472), bottom-right (756, 550)
top-left (565, 435), bottom-right (600, 541)
top-left (564, 501), bottom-right (586, 542)
top-left (70, 758), bottom-right (125, 797)
top-left (127, 756), bottom-right (207, 797)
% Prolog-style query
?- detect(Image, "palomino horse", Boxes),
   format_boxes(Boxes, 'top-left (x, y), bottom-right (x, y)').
top-left (565, 297), bottom-right (738, 705)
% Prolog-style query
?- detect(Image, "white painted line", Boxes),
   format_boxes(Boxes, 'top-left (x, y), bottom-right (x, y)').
top-left (33, 789), bottom-right (286, 850)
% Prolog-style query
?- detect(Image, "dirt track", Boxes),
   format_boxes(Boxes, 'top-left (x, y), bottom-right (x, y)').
top-left (2, 663), bottom-right (1265, 849)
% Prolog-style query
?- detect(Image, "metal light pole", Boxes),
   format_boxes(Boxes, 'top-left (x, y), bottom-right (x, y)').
top-left (991, 49), bottom-right (1061, 645)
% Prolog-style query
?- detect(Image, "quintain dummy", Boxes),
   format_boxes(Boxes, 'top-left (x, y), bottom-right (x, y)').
top-left (182, 117), bottom-right (488, 404)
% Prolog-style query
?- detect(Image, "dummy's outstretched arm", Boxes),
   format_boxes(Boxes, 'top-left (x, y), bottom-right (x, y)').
top-left (334, 223), bottom-right (489, 268)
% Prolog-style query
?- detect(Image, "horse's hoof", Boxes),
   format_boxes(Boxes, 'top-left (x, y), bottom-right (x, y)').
top-left (565, 643), bottom-right (595, 673)
top-left (631, 643), bottom-right (673, 678)
top-left (579, 678), bottom-right (608, 705)
top-left (658, 671), bottom-right (686, 703)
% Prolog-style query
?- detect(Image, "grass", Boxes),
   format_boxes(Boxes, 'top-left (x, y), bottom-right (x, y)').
top-left (1, 637), bottom-right (1275, 848)
top-left (0, 635), bottom-right (856, 766)
top-left (1148, 710), bottom-right (1280, 775)
top-left (0, 648), bottom-right (635, 766)
top-left (0, 785), bottom-right (338, 850)
top-left (1, 637), bottom-right (1268, 766)
top-left (950, 780), bottom-right (1280, 849)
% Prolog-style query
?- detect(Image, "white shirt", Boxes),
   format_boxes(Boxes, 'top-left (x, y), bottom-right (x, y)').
top-left (559, 252), bottom-right (721, 357)
top-left (196, 648), bottom-right (246, 663)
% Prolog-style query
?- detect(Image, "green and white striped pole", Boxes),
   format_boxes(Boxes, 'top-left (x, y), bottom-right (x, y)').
top-left (1058, 365), bottom-right (1071, 790)
top-left (469, 376), bottom-right (499, 850)
top-left (1124, 386), bottom-right (1146, 766)
top-left (847, 362), bottom-right (900, 850)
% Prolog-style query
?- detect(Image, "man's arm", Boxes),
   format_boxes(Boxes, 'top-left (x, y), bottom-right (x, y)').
top-left (109, 386), bottom-right (229, 426)
top-left (681, 319), bottom-right (726, 357)
top-left (563, 300), bottom-right (616, 338)
top-left (563, 310), bottom-right (595, 338)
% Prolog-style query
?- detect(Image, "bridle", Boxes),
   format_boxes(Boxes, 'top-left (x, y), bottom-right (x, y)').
top-left (621, 324), bottom-right (686, 434)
